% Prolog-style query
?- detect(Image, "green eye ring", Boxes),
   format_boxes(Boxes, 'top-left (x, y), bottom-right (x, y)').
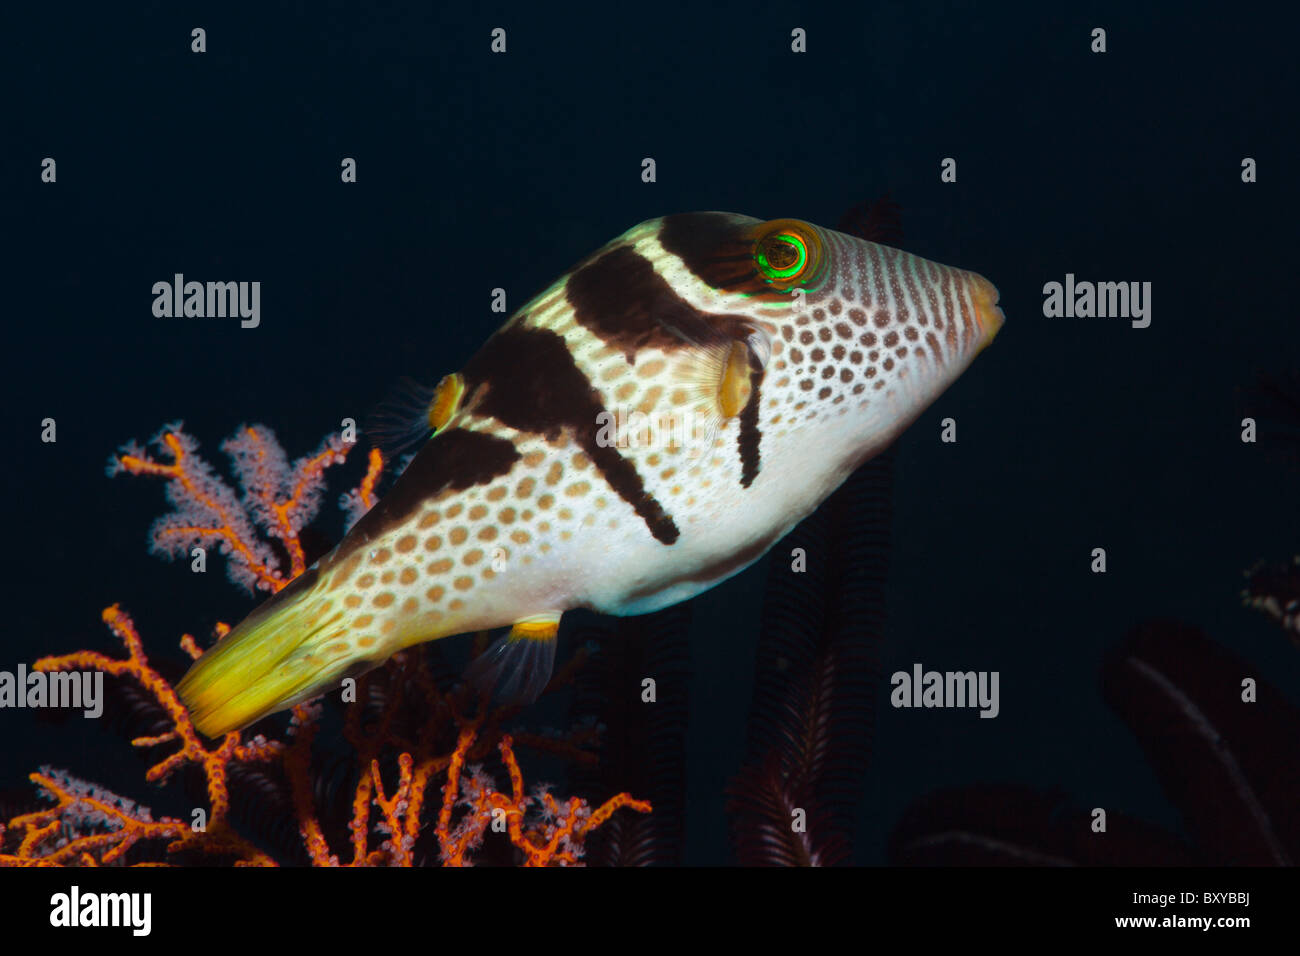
top-left (752, 219), bottom-right (822, 291)
top-left (757, 233), bottom-right (807, 281)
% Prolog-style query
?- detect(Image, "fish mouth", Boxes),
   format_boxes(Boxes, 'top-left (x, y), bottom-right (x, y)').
top-left (969, 273), bottom-right (1004, 352)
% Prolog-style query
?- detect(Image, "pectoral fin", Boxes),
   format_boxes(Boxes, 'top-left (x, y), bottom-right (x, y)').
top-left (650, 327), bottom-right (770, 463)
top-left (463, 613), bottom-right (562, 705)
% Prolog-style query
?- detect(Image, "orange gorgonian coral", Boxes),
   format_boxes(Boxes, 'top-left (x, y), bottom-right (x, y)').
top-left (0, 423), bottom-right (649, 867)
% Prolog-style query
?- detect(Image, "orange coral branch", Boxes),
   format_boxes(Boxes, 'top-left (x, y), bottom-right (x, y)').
top-left (1, 605), bottom-right (279, 866)
top-left (283, 704), bottom-right (337, 866)
top-left (358, 448), bottom-right (384, 511)
top-left (580, 791), bottom-right (654, 835)
top-left (435, 725), bottom-right (481, 866)
top-left (242, 427), bottom-right (308, 575)
top-left (117, 432), bottom-right (285, 591)
top-left (2, 771), bottom-right (189, 867)
top-left (434, 729), bottom-right (651, 867)
top-left (246, 426), bottom-right (346, 580)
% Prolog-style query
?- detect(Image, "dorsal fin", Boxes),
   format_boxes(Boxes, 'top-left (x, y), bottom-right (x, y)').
top-left (364, 373), bottom-right (465, 459)
top-left (364, 375), bottom-right (437, 459)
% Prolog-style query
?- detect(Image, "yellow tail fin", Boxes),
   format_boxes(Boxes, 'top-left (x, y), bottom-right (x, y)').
top-left (177, 568), bottom-right (357, 737)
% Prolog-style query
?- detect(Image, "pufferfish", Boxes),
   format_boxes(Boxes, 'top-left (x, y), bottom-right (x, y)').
top-left (177, 212), bottom-right (1004, 736)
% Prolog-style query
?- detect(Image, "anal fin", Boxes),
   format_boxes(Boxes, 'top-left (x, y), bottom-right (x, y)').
top-left (463, 613), bottom-right (561, 705)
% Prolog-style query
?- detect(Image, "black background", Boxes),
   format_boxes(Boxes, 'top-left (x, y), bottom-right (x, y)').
top-left (5, 1), bottom-right (1298, 866)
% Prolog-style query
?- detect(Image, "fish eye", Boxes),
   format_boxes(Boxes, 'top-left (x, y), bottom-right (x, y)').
top-left (753, 220), bottom-right (821, 288)
top-left (758, 234), bottom-right (805, 277)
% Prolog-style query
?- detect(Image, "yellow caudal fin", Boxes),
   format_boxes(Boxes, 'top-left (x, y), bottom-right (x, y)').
top-left (177, 567), bottom-right (363, 737)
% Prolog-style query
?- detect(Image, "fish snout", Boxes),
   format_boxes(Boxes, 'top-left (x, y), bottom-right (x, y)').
top-left (967, 272), bottom-right (1004, 353)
